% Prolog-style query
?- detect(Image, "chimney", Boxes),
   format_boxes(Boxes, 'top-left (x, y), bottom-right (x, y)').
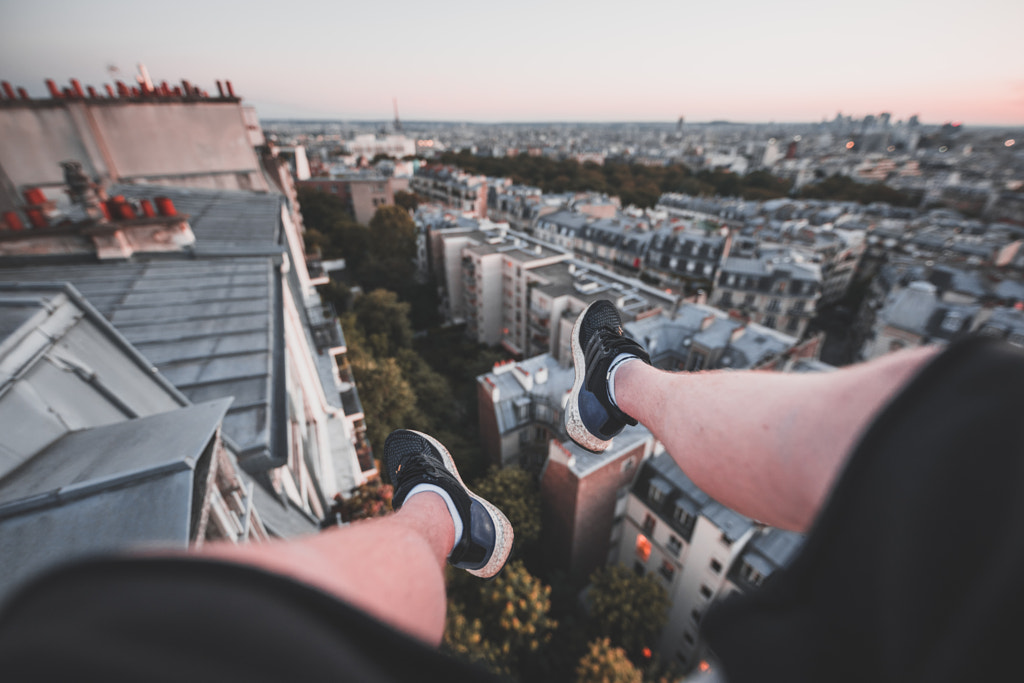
top-left (225, 80), bottom-right (235, 98)
top-left (45, 79), bottom-right (61, 98)
top-left (70, 79), bottom-right (85, 98)
top-left (105, 84), bottom-right (115, 98)
top-left (23, 188), bottom-right (46, 206)
top-left (155, 197), bottom-right (177, 216)
top-left (701, 313), bottom-right (716, 330)
top-left (87, 85), bottom-right (99, 98)
top-left (2, 212), bottom-right (24, 231)
top-left (216, 80), bottom-right (224, 97)
top-left (25, 208), bottom-right (47, 229)
top-left (17, 87), bottom-right (29, 100)
top-left (1, 82), bottom-right (15, 100)
top-left (139, 199), bottom-right (156, 218)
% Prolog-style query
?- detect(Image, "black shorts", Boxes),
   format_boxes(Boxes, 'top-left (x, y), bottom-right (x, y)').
top-left (703, 337), bottom-right (1024, 682)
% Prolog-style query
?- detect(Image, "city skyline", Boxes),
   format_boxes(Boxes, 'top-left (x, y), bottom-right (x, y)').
top-left (1, 0), bottom-right (1022, 126)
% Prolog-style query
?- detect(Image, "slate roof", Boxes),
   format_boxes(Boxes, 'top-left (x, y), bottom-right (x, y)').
top-left (0, 257), bottom-right (282, 463)
top-left (0, 399), bottom-right (230, 601)
top-left (0, 184), bottom-right (306, 470)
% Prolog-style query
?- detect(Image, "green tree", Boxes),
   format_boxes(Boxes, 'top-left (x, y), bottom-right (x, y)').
top-left (445, 561), bottom-right (557, 677)
top-left (443, 601), bottom-right (509, 676)
top-left (352, 289), bottom-right (413, 358)
top-left (587, 565), bottom-right (668, 663)
top-left (576, 638), bottom-right (642, 683)
top-left (473, 467), bottom-right (542, 556)
top-left (394, 190), bottom-right (422, 212)
top-left (348, 351), bottom-right (423, 460)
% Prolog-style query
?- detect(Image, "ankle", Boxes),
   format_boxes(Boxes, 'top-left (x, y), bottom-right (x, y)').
top-left (607, 355), bottom-right (642, 409)
top-left (404, 484), bottom-right (463, 556)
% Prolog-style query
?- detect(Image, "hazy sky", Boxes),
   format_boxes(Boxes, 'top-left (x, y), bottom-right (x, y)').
top-left (2, 0), bottom-right (1022, 125)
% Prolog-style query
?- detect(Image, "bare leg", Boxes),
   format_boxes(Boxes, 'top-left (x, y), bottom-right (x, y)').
top-left (613, 345), bottom-right (938, 532)
top-left (197, 492), bottom-right (454, 645)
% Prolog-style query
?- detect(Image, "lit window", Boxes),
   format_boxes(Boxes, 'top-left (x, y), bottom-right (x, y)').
top-left (635, 533), bottom-right (652, 561)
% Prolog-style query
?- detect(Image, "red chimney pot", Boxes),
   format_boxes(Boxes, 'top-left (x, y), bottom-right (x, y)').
top-left (155, 197), bottom-right (177, 216)
top-left (2, 211), bottom-right (24, 231)
top-left (1, 82), bottom-right (15, 100)
top-left (25, 207), bottom-right (47, 229)
top-left (46, 79), bottom-right (61, 98)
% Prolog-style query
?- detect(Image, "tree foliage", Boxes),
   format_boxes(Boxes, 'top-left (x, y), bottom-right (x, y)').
top-left (394, 189), bottom-right (422, 212)
top-left (437, 151), bottom-right (794, 207)
top-left (352, 289), bottom-right (413, 358)
top-left (445, 561), bottom-right (557, 678)
top-left (473, 467), bottom-right (542, 556)
top-left (797, 173), bottom-right (918, 206)
top-left (587, 565), bottom-right (668, 663)
top-left (575, 638), bottom-right (642, 683)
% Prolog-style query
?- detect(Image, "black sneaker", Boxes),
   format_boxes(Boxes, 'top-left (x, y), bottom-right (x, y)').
top-left (385, 429), bottom-right (513, 578)
top-left (565, 300), bottom-right (651, 453)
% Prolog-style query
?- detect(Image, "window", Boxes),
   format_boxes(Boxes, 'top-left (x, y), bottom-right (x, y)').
top-left (621, 456), bottom-right (636, 473)
top-left (674, 505), bottom-right (692, 528)
top-left (740, 561), bottom-right (764, 587)
top-left (684, 632), bottom-right (695, 645)
top-left (764, 315), bottom-right (776, 329)
top-left (710, 558), bottom-right (723, 574)
top-left (660, 561), bottom-right (676, 581)
top-left (700, 584), bottom-right (713, 599)
top-left (635, 533), bottom-right (652, 561)
top-left (643, 514), bottom-right (656, 535)
top-left (691, 608), bottom-right (702, 624)
top-left (649, 482), bottom-right (666, 505)
top-left (941, 311), bottom-right (963, 333)
top-left (667, 535), bottom-right (682, 556)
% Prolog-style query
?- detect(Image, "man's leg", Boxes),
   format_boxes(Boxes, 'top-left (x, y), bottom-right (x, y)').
top-left (198, 430), bottom-right (513, 646)
top-left (565, 299), bottom-right (937, 532)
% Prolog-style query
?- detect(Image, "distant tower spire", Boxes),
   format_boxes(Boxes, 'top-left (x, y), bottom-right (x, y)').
top-left (393, 98), bottom-right (402, 132)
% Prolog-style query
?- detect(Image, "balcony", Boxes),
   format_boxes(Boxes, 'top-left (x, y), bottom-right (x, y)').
top-left (308, 302), bottom-right (345, 354)
top-left (306, 255), bottom-right (329, 286)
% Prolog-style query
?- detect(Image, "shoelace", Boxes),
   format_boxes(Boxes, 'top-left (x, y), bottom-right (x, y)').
top-left (394, 445), bottom-right (446, 490)
top-left (583, 325), bottom-right (637, 390)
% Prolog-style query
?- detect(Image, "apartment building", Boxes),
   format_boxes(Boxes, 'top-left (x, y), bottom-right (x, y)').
top-left (461, 236), bottom-right (568, 353)
top-left (711, 250), bottom-right (823, 338)
top-left (617, 453), bottom-right (803, 673)
top-left (296, 172), bottom-right (396, 224)
top-left (0, 82), bottom-right (376, 535)
top-left (410, 164), bottom-right (488, 218)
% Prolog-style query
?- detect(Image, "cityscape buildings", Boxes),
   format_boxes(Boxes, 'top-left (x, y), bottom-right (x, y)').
top-left (1, 64), bottom-right (1022, 679)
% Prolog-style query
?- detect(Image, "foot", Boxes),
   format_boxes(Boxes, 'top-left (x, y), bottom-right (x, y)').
top-left (565, 300), bottom-right (651, 452)
top-left (385, 429), bottom-right (513, 578)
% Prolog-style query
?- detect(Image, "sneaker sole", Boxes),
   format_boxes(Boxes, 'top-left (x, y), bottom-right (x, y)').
top-left (565, 302), bottom-right (613, 454)
top-left (410, 430), bottom-right (514, 579)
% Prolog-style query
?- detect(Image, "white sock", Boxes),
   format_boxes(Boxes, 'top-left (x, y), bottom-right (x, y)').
top-left (406, 483), bottom-right (463, 556)
top-left (607, 354), bottom-right (640, 408)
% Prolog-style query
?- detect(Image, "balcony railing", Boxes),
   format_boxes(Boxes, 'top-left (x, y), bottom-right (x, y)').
top-left (308, 302), bottom-right (345, 353)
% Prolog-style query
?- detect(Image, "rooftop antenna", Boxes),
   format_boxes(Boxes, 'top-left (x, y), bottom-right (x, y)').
top-left (393, 97), bottom-right (402, 133)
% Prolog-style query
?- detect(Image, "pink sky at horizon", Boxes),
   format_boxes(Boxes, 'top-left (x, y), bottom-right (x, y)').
top-left (2, 0), bottom-right (1021, 126)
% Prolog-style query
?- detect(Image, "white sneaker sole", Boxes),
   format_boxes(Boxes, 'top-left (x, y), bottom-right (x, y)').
top-left (564, 302), bottom-right (613, 453)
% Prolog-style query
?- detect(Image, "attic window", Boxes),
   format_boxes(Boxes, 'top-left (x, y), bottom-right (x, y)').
top-left (941, 311), bottom-right (963, 333)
